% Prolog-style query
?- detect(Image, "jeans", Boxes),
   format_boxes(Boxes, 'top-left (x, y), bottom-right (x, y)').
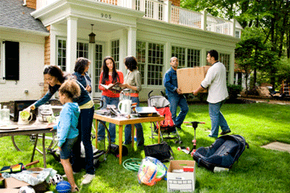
top-left (97, 96), bottom-right (119, 143)
top-left (208, 100), bottom-right (230, 137)
top-left (167, 94), bottom-right (188, 127)
top-left (124, 97), bottom-right (144, 146)
top-left (72, 106), bottom-right (95, 175)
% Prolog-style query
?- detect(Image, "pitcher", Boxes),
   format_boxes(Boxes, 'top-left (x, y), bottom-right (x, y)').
top-left (118, 100), bottom-right (132, 115)
top-left (18, 111), bottom-right (33, 125)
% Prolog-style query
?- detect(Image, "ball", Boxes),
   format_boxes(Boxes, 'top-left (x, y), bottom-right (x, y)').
top-left (49, 174), bottom-right (63, 185)
top-left (56, 181), bottom-right (71, 193)
top-left (18, 186), bottom-right (36, 193)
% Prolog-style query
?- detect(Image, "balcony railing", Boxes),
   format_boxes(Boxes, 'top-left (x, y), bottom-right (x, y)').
top-left (36, 0), bottom-right (240, 37)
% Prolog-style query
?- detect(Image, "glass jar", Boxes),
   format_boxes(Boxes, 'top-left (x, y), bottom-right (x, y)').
top-left (121, 89), bottom-right (131, 100)
top-left (2, 105), bottom-right (10, 124)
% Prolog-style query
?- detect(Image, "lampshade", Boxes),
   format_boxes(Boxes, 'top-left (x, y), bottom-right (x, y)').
top-left (89, 24), bottom-right (95, 43)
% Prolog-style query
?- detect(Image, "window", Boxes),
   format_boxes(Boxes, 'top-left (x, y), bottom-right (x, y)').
top-left (171, 46), bottom-right (185, 67)
top-left (4, 41), bottom-right (19, 80)
top-left (148, 43), bottom-right (164, 85)
top-left (58, 39), bottom-right (66, 71)
top-left (172, 46), bottom-right (200, 68)
top-left (57, 39), bottom-right (89, 71)
top-left (136, 41), bottom-right (164, 86)
top-left (111, 40), bottom-right (119, 69)
top-left (0, 41), bottom-right (3, 82)
top-left (95, 44), bottom-right (103, 92)
top-left (77, 42), bottom-right (88, 58)
top-left (220, 53), bottom-right (230, 81)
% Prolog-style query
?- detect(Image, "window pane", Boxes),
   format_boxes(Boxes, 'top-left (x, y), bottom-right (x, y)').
top-left (111, 40), bottom-right (120, 69)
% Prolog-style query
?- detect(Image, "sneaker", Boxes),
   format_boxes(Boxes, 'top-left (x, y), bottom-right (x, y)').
top-left (176, 126), bottom-right (182, 130)
top-left (81, 174), bottom-right (95, 185)
top-left (220, 130), bottom-right (231, 135)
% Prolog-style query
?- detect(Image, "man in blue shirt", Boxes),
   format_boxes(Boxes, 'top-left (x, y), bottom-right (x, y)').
top-left (164, 57), bottom-right (188, 129)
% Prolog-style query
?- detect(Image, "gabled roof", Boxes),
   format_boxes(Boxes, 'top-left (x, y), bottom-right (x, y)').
top-left (0, 0), bottom-right (48, 33)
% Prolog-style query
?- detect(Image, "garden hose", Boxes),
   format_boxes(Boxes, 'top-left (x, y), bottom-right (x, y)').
top-left (122, 158), bottom-right (142, 172)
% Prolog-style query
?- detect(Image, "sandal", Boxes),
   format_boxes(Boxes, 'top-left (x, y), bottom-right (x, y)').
top-left (71, 187), bottom-right (79, 192)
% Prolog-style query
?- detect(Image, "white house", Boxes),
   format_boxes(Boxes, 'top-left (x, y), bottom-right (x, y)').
top-left (0, 0), bottom-right (241, 102)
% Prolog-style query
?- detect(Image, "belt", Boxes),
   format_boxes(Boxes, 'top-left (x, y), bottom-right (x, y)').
top-left (130, 93), bottom-right (139, 97)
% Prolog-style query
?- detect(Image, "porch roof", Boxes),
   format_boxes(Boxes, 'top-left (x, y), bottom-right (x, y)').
top-left (0, 0), bottom-right (48, 35)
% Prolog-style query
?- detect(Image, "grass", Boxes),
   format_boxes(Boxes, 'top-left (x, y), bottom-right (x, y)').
top-left (1, 102), bottom-right (290, 192)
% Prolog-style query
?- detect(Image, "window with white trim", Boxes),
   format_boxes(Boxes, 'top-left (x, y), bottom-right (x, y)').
top-left (0, 41), bottom-right (3, 82)
top-left (95, 44), bottom-right (103, 92)
top-left (172, 46), bottom-right (200, 68)
top-left (136, 41), bottom-right (164, 86)
top-left (57, 39), bottom-right (89, 71)
top-left (220, 53), bottom-right (230, 81)
top-left (111, 40), bottom-right (119, 69)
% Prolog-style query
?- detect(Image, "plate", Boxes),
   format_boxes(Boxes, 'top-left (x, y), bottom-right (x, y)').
top-left (0, 125), bottom-right (18, 130)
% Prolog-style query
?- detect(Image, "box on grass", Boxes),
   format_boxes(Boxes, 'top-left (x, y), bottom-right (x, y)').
top-left (167, 160), bottom-right (196, 192)
top-left (177, 66), bottom-right (211, 94)
top-left (0, 167), bottom-right (48, 192)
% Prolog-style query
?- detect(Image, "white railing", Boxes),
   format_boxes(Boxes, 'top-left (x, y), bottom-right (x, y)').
top-left (36, 0), bottom-right (237, 37)
top-left (206, 15), bottom-right (233, 35)
top-left (171, 6), bottom-right (202, 29)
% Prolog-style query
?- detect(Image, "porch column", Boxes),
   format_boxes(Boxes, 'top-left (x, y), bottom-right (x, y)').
top-left (201, 48), bottom-right (207, 66)
top-left (127, 27), bottom-right (136, 57)
top-left (201, 10), bottom-right (207, 31)
top-left (229, 51), bottom-right (235, 84)
top-left (164, 0), bottom-right (171, 23)
top-left (66, 16), bottom-right (78, 73)
top-left (230, 19), bottom-right (236, 37)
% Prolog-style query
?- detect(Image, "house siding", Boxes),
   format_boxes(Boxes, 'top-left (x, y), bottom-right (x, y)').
top-left (26, 0), bottom-right (36, 9)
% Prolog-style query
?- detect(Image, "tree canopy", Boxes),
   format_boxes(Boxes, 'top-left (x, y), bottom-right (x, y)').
top-left (181, 0), bottom-right (290, 90)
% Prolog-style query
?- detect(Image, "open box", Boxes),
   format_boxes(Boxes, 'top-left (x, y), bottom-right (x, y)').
top-left (0, 167), bottom-right (49, 192)
top-left (177, 66), bottom-right (211, 94)
top-left (167, 160), bottom-right (196, 192)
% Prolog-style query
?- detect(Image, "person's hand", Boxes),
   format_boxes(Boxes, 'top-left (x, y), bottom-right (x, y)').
top-left (120, 83), bottom-right (128, 88)
top-left (176, 88), bottom-right (182, 95)
top-left (30, 105), bottom-right (36, 111)
top-left (58, 146), bottom-right (61, 151)
top-left (192, 90), bottom-right (199, 96)
top-left (86, 85), bottom-right (91, 92)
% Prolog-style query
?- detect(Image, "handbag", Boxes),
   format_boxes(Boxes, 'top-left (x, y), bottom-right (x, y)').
top-left (144, 141), bottom-right (174, 162)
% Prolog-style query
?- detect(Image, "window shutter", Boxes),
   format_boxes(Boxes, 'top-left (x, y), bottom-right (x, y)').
top-left (5, 41), bottom-right (19, 80)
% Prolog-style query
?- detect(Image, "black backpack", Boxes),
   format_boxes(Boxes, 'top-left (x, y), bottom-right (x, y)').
top-left (193, 135), bottom-right (249, 171)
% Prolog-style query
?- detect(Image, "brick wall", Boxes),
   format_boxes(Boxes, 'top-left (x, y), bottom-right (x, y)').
top-left (25, 0), bottom-right (36, 9)
top-left (171, 0), bottom-right (180, 7)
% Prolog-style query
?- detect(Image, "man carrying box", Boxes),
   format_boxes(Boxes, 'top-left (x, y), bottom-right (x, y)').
top-left (193, 50), bottom-right (231, 138)
top-left (164, 57), bottom-right (188, 130)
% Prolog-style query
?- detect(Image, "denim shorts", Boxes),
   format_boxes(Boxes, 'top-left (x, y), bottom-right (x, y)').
top-left (60, 137), bottom-right (78, 159)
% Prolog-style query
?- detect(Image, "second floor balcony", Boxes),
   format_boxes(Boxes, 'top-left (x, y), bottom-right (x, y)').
top-left (36, 0), bottom-right (242, 38)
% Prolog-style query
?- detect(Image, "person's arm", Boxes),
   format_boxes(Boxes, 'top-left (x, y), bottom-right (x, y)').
top-left (29, 90), bottom-right (54, 111)
top-left (98, 72), bottom-right (106, 91)
top-left (57, 107), bottom-right (71, 148)
top-left (164, 71), bottom-right (177, 92)
top-left (193, 85), bottom-right (206, 96)
top-left (123, 71), bottom-right (142, 91)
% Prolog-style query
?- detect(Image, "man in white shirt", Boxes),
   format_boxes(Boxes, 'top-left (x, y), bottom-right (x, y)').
top-left (193, 50), bottom-right (231, 138)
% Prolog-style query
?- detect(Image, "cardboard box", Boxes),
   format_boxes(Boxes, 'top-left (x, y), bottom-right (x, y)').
top-left (167, 160), bottom-right (196, 192)
top-left (0, 167), bottom-right (48, 192)
top-left (177, 66), bottom-right (211, 94)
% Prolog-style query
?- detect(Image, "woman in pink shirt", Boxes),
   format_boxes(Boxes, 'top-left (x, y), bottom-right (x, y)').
top-left (98, 56), bottom-right (124, 143)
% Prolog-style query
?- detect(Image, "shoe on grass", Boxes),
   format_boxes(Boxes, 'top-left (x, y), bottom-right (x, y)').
top-left (81, 174), bottom-right (95, 185)
top-left (220, 130), bottom-right (231, 135)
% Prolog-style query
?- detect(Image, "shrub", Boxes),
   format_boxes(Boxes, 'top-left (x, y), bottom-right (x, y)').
top-left (227, 84), bottom-right (242, 99)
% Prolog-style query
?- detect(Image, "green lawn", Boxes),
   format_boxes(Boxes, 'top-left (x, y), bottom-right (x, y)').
top-left (0, 102), bottom-right (290, 192)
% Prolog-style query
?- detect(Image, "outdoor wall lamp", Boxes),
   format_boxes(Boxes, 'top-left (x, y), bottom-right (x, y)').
top-left (89, 24), bottom-right (96, 43)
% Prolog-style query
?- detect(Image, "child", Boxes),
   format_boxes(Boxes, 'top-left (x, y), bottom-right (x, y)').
top-left (52, 79), bottom-right (81, 192)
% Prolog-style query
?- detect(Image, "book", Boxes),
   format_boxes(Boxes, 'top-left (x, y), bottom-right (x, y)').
top-left (100, 82), bottom-right (123, 93)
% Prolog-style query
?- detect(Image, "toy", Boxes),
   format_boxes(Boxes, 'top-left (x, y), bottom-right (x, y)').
top-left (49, 174), bottom-right (63, 185)
top-left (56, 180), bottom-right (71, 193)
top-left (18, 186), bottom-right (36, 193)
top-left (178, 121), bottom-right (205, 156)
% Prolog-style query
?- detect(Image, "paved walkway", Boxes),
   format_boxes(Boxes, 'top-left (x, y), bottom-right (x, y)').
top-left (262, 142), bottom-right (290, 153)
